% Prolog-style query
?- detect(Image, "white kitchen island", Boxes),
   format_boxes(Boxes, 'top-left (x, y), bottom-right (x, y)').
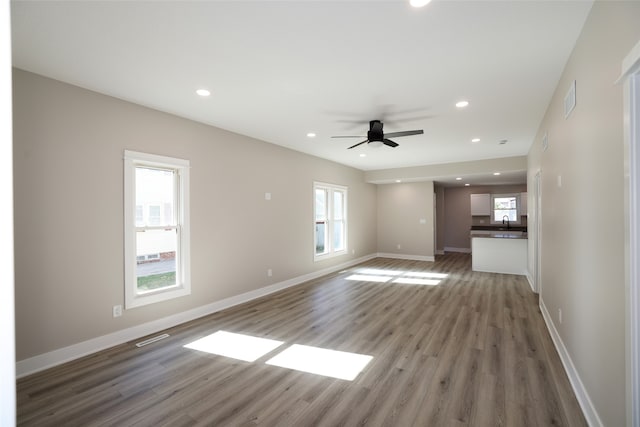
top-left (471, 233), bottom-right (528, 275)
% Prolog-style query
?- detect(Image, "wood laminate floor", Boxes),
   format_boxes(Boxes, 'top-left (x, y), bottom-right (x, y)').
top-left (17, 253), bottom-right (587, 426)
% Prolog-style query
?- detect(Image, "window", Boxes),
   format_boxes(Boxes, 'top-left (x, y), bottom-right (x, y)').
top-left (491, 193), bottom-right (521, 225)
top-left (314, 182), bottom-right (347, 260)
top-left (124, 150), bottom-right (190, 309)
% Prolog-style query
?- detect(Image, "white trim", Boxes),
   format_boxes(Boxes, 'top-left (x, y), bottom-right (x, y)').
top-left (489, 193), bottom-right (522, 225)
top-left (443, 246), bottom-right (472, 254)
top-left (435, 249), bottom-right (445, 255)
top-left (16, 253), bottom-right (377, 378)
top-left (539, 298), bottom-right (603, 427)
top-left (616, 38), bottom-right (640, 84)
top-left (376, 252), bottom-right (435, 262)
top-left (526, 273), bottom-right (535, 292)
top-left (124, 150), bottom-right (191, 309)
top-left (0, 0), bottom-right (15, 424)
top-left (629, 71), bottom-right (640, 427)
top-left (620, 38), bottom-right (640, 427)
top-left (313, 181), bottom-right (348, 262)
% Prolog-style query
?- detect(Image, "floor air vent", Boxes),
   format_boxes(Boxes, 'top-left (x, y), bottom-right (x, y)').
top-left (136, 333), bottom-right (170, 347)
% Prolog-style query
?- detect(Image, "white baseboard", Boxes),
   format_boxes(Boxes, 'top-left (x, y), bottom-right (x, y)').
top-left (376, 252), bottom-right (435, 262)
top-left (526, 272), bottom-right (535, 292)
top-left (444, 246), bottom-right (472, 253)
top-left (436, 249), bottom-right (445, 255)
top-left (539, 298), bottom-right (603, 427)
top-left (16, 253), bottom-right (378, 378)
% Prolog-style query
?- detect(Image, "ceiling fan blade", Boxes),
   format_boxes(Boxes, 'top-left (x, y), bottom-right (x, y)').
top-left (382, 139), bottom-right (399, 148)
top-left (331, 135), bottom-right (366, 139)
top-left (348, 140), bottom-right (369, 149)
top-left (384, 130), bottom-right (424, 138)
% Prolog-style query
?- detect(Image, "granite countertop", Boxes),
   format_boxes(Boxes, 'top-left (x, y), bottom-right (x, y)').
top-left (470, 225), bottom-right (527, 232)
top-left (470, 231), bottom-right (528, 239)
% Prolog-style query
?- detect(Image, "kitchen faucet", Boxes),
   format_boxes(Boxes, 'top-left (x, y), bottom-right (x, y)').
top-left (502, 215), bottom-right (510, 229)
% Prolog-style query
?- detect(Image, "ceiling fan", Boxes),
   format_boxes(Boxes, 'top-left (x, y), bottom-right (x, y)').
top-left (331, 120), bottom-right (424, 149)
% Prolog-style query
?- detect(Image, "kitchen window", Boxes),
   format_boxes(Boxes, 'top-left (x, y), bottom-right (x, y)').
top-left (491, 193), bottom-right (521, 225)
top-left (124, 150), bottom-right (191, 309)
top-left (314, 182), bottom-right (347, 260)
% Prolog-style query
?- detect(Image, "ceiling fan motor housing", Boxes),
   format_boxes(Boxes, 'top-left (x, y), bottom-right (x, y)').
top-left (368, 120), bottom-right (384, 142)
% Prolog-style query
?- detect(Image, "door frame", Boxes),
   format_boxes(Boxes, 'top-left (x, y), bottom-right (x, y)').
top-left (533, 170), bottom-right (542, 295)
top-left (620, 38), bottom-right (640, 427)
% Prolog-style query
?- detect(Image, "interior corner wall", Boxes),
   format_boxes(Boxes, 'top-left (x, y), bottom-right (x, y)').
top-left (376, 181), bottom-right (434, 259)
top-left (12, 69), bottom-right (378, 362)
top-left (526, 2), bottom-right (640, 426)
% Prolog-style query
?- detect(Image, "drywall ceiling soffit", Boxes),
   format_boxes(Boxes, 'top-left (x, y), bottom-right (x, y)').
top-left (11, 1), bottom-right (593, 171)
top-left (365, 156), bottom-right (527, 185)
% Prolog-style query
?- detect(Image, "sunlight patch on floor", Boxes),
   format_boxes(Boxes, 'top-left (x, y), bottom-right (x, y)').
top-left (266, 344), bottom-right (373, 381)
top-left (357, 268), bottom-right (405, 276)
top-left (346, 274), bottom-right (392, 283)
top-left (348, 268), bottom-right (449, 286)
top-left (184, 330), bottom-right (284, 362)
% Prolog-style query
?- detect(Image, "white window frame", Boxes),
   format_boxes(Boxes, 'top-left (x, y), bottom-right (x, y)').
top-left (124, 150), bottom-right (191, 309)
top-left (313, 181), bottom-right (348, 261)
top-left (490, 193), bottom-right (522, 225)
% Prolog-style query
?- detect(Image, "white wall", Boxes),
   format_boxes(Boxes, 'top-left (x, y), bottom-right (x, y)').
top-left (527, 2), bottom-right (640, 426)
top-left (1, 0), bottom-right (16, 423)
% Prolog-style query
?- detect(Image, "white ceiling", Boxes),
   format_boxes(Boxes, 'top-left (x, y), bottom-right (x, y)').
top-left (11, 0), bottom-right (593, 184)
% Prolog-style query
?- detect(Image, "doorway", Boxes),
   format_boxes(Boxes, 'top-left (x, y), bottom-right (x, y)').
top-left (533, 170), bottom-right (542, 294)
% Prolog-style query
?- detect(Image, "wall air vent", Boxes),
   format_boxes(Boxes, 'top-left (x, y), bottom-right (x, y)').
top-left (136, 333), bottom-right (170, 347)
top-left (564, 80), bottom-right (576, 119)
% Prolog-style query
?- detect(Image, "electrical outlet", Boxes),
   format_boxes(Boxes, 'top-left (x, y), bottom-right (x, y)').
top-left (113, 305), bottom-right (123, 318)
top-left (558, 308), bottom-right (562, 324)
top-left (397, 244), bottom-right (402, 250)
top-left (352, 249), bottom-right (355, 255)
top-left (267, 269), bottom-right (273, 277)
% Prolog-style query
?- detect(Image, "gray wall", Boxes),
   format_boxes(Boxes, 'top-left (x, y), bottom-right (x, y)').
top-left (527, 2), bottom-right (640, 426)
top-left (12, 69), bottom-right (378, 361)
top-left (441, 184), bottom-right (527, 251)
top-left (376, 181), bottom-right (435, 259)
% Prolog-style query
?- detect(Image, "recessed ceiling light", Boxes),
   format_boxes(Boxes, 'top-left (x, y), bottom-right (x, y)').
top-left (456, 177), bottom-right (462, 181)
top-left (410, 0), bottom-right (432, 7)
top-left (395, 179), bottom-right (402, 183)
top-left (471, 138), bottom-right (481, 143)
top-left (499, 139), bottom-right (508, 145)
top-left (456, 100), bottom-right (469, 108)
top-left (196, 89), bottom-right (211, 97)
top-left (359, 153), bottom-right (366, 157)
top-left (307, 132), bottom-right (316, 138)
top-left (493, 172), bottom-right (501, 176)
top-left (465, 183), bottom-right (470, 187)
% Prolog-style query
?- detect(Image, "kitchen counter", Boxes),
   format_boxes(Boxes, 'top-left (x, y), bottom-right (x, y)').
top-left (470, 231), bottom-right (528, 239)
top-left (471, 234), bottom-right (528, 275)
top-left (470, 225), bottom-right (527, 232)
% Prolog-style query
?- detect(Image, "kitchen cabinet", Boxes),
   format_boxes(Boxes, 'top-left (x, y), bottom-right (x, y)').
top-left (470, 193), bottom-right (491, 216)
